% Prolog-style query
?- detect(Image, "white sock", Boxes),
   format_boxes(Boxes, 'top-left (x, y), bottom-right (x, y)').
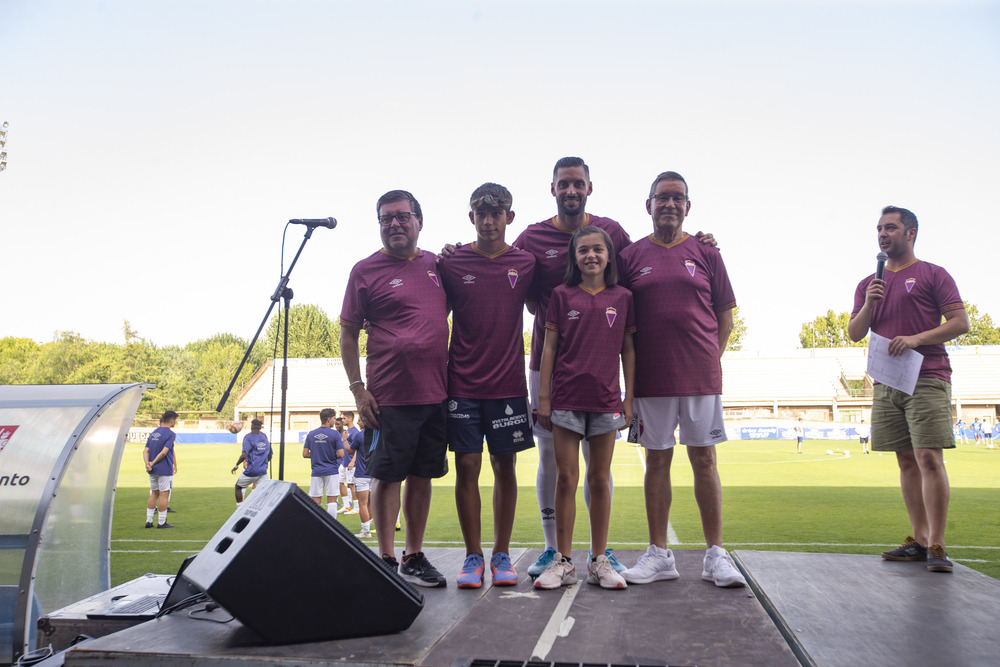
top-left (362, 520), bottom-right (371, 531)
top-left (326, 504), bottom-right (338, 516)
top-left (158, 510), bottom-right (167, 525)
top-left (146, 508), bottom-right (155, 522)
top-left (344, 490), bottom-right (353, 504)
top-left (535, 430), bottom-right (559, 550)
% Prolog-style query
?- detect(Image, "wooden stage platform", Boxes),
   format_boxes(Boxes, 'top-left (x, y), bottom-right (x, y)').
top-left (55, 547), bottom-right (999, 666)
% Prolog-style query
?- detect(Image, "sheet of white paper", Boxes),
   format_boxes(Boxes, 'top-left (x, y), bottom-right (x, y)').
top-left (866, 332), bottom-right (923, 395)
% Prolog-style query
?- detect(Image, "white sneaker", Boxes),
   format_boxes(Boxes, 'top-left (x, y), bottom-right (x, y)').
top-left (587, 554), bottom-right (627, 589)
top-left (702, 546), bottom-right (746, 588)
top-left (533, 554), bottom-right (577, 590)
top-left (622, 545), bottom-right (679, 584)
top-left (355, 529), bottom-right (372, 538)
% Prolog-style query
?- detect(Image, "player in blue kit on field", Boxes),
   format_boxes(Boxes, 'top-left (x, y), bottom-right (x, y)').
top-left (303, 408), bottom-right (344, 516)
top-left (231, 419), bottom-right (272, 506)
top-left (144, 410), bottom-right (178, 528)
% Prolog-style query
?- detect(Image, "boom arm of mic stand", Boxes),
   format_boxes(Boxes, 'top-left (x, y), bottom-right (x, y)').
top-left (215, 226), bottom-right (316, 415)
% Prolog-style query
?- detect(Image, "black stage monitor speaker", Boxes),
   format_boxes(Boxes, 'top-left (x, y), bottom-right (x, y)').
top-left (183, 480), bottom-right (423, 644)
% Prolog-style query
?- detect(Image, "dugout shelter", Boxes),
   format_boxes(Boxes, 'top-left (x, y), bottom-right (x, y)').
top-left (0, 383), bottom-right (150, 664)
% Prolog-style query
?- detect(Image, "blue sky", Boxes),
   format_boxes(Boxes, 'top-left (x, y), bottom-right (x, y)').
top-left (2, 0), bottom-right (997, 352)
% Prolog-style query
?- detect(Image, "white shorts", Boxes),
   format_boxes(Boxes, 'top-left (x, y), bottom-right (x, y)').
top-left (149, 474), bottom-right (172, 492)
top-left (309, 475), bottom-right (340, 498)
top-left (353, 476), bottom-right (371, 493)
top-left (634, 395), bottom-right (727, 449)
top-left (236, 473), bottom-right (268, 489)
top-left (339, 464), bottom-right (355, 485)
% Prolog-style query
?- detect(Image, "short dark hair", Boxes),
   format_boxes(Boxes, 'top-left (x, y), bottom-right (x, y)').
top-left (553, 156), bottom-right (589, 180)
top-left (376, 190), bottom-right (422, 220)
top-left (341, 410), bottom-right (355, 419)
top-left (564, 225), bottom-right (618, 287)
top-left (319, 408), bottom-right (337, 423)
top-left (161, 410), bottom-right (178, 424)
top-left (649, 171), bottom-right (688, 199)
top-left (251, 418), bottom-right (264, 429)
top-left (469, 183), bottom-right (512, 214)
top-left (882, 205), bottom-right (918, 237)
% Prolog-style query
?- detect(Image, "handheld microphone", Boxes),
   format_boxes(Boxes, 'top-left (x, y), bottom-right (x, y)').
top-left (289, 217), bottom-right (337, 229)
top-left (875, 252), bottom-right (888, 280)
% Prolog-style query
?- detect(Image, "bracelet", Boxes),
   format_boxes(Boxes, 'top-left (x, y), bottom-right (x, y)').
top-left (348, 380), bottom-right (364, 390)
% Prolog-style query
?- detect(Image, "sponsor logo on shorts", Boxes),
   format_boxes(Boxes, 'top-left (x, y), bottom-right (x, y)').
top-left (507, 268), bottom-right (519, 288)
top-left (567, 309), bottom-right (580, 321)
top-left (710, 428), bottom-right (724, 439)
top-left (905, 278), bottom-right (916, 293)
top-left (512, 429), bottom-right (526, 443)
top-left (684, 259), bottom-right (697, 277)
top-left (606, 307), bottom-right (617, 327)
top-left (492, 403), bottom-right (528, 430)
top-left (390, 278), bottom-right (403, 289)
top-left (448, 400), bottom-right (459, 412)
top-left (427, 271), bottom-right (440, 287)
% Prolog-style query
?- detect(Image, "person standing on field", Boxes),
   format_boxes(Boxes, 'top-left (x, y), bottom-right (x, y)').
top-left (144, 410), bottom-right (178, 529)
top-left (848, 205), bottom-right (968, 573)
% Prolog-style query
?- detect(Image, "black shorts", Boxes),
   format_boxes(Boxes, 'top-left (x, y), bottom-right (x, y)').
top-left (447, 397), bottom-right (535, 456)
top-left (365, 403), bottom-right (449, 482)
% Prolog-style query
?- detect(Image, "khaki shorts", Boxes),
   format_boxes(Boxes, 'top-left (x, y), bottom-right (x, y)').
top-left (872, 378), bottom-right (956, 451)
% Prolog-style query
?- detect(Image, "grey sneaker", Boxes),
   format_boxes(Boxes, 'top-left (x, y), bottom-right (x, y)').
top-left (926, 544), bottom-right (953, 572)
top-left (587, 554), bottom-right (627, 590)
top-left (623, 545), bottom-right (680, 584)
top-left (882, 536), bottom-right (928, 561)
top-left (702, 546), bottom-right (746, 588)
top-left (533, 554), bottom-right (577, 590)
top-left (400, 551), bottom-right (447, 588)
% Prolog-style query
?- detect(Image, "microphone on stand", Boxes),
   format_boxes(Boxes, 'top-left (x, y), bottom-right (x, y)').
top-left (289, 217), bottom-right (337, 229)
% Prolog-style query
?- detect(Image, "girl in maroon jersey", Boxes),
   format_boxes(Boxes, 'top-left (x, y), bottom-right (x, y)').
top-left (535, 226), bottom-right (635, 591)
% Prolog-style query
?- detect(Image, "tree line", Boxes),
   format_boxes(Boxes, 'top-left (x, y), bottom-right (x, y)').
top-left (7, 301), bottom-right (992, 414)
top-left (798, 301), bottom-right (999, 348)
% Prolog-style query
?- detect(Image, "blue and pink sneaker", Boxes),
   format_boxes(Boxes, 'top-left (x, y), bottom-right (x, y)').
top-left (490, 552), bottom-right (518, 586)
top-left (457, 553), bottom-right (485, 589)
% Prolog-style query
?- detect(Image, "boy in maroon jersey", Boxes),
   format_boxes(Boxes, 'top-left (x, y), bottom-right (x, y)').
top-left (848, 205), bottom-right (968, 572)
top-left (439, 183), bottom-right (537, 588)
top-left (340, 189), bottom-right (449, 588)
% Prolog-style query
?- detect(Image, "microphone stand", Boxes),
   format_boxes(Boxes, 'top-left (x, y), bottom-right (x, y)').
top-left (217, 223), bottom-right (323, 480)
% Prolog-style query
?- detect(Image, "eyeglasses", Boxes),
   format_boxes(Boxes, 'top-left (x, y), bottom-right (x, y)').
top-left (378, 211), bottom-right (417, 227)
top-left (651, 194), bottom-right (688, 204)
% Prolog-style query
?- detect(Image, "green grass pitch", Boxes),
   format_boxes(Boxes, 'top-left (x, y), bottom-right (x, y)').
top-left (111, 438), bottom-right (1000, 585)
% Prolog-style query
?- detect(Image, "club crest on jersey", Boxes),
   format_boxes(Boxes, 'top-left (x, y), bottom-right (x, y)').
top-left (427, 270), bottom-right (439, 287)
top-left (905, 278), bottom-right (916, 293)
top-left (508, 268), bottom-right (519, 288)
top-left (606, 307), bottom-right (617, 327)
top-left (389, 278), bottom-right (403, 289)
top-left (684, 259), bottom-right (697, 277)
